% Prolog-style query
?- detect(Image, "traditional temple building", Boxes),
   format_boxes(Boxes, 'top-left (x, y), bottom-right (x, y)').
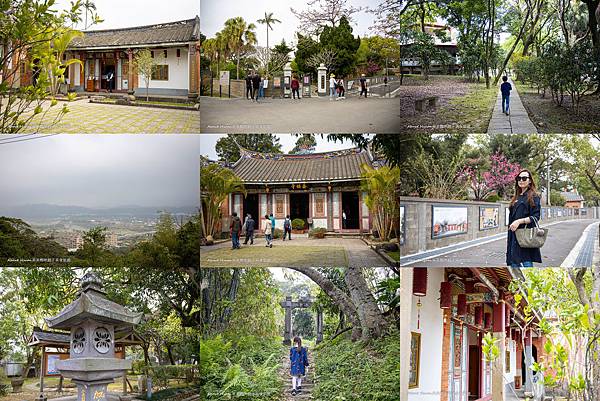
top-left (401, 267), bottom-right (549, 401)
top-left (62, 17), bottom-right (201, 98)
top-left (215, 146), bottom-right (387, 235)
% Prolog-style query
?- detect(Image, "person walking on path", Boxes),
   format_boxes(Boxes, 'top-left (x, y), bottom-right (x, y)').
top-left (259, 75), bottom-right (266, 100)
top-left (290, 336), bottom-right (309, 396)
top-left (329, 74), bottom-right (336, 99)
top-left (291, 76), bottom-right (300, 99)
top-left (501, 76), bottom-right (512, 115)
top-left (245, 73), bottom-right (253, 100)
top-left (243, 214), bottom-right (255, 245)
top-left (283, 215), bottom-right (292, 240)
top-left (269, 213), bottom-right (276, 233)
top-left (252, 71), bottom-right (261, 102)
top-left (263, 214), bottom-right (273, 248)
top-left (229, 212), bottom-right (241, 249)
top-left (359, 74), bottom-right (368, 98)
top-left (506, 169), bottom-right (542, 267)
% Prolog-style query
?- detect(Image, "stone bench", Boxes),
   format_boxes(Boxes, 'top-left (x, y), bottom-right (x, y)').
top-left (414, 96), bottom-right (439, 112)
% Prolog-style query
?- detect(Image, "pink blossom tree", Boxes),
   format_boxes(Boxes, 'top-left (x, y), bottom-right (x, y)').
top-left (484, 152), bottom-right (521, 199)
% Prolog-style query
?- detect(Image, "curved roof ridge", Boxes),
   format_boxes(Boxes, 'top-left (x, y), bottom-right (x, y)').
top-left (81, 17), bottom-right (198, 34)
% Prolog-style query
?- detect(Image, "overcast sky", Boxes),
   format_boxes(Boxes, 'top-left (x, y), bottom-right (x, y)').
top-left (0, 135), bottom-right (199, 208)
top-left (53, 0), bottom-right (200, 30)
top-left (200, 0), bottom-right (379, 52)
top-left (200, 134), bottom-right (370, 160)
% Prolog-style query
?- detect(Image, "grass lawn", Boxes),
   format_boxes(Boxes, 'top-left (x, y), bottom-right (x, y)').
top-left (400, 75), bottom-right (497, 133)
top-left (200, 245), bottom-right (348, 267)
top-left (386, 251), bottom-right (399, 261)
top-left (519, 84), bottom-right (600, 133)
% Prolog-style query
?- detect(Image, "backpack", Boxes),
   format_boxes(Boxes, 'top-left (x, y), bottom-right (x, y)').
top-left (284, 219), bottom-right (291, 229)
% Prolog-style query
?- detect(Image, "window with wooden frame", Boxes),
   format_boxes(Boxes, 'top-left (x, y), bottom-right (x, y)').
top-left (314, 194), bottom-right (325, 217)
top-left (409, 332), bottom-right (421, 388)
top-left (275, 194), bottom-right (285, 218)
top-left (152, 65), bottom-right (169, 81)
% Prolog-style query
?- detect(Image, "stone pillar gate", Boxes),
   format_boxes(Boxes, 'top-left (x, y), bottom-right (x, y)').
top-left (280, 295), bottom-right (323, 345)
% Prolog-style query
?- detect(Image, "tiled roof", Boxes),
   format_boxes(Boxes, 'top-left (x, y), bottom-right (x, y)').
top-left (561, 191), bottom-right (584, 202)
top-left (231, 147), bottom-right (374, 183)
top-left (69, 17), bottom-right (200, 49)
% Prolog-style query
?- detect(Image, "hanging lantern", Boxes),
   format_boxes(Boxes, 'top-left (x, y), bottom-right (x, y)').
top-left (412, 268), bottom-right (427, 296)
top-left (475, 306), bottom-right (483, 326)
top-left (440, 282), bottom-right (452, 309)
top-left (457, 294), bottom-right (467, 316)
top-left (484, 312), bottom-right (491, 329)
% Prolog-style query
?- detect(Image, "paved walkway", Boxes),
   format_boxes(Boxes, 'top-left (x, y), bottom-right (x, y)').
top-left (201, 237), bottom-right (389, 267)
top-left (487, 79), bottom-right (537, 134)
top-left (400, 219), bottom-right (599, 267)
top-left (200, 96), bottom-right (400, 133)
top-left (19, 100), bottom-right (199, 133)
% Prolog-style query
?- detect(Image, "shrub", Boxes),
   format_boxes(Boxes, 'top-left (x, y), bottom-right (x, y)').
top-left (0, 384), bottom-right (8, 398)
top-left (486, 194), bottom-right (501, 202)
top-left (309, 227), bottom-right (327, 238)
top-left (148, 365), bottom-right (198, 389)
top-left (272, 228), bottom-right (283, 239)
top-left (291, 218), bottom-right (305, 230)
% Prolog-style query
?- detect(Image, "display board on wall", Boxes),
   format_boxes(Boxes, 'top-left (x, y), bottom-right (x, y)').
top-left (431, 205), bottom-right (468, 239)
top-left (409, 332), bottom-right (420, 389)
top-left (479, 206), bottom-right (499, 230)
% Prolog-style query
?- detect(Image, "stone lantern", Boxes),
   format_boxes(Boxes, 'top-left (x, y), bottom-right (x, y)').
top-left (45, 272), bottom-right (143, 401)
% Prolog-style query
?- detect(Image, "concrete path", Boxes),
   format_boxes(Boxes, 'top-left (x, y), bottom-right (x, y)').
top-left (201, 237), bottom-right (389, 267)
top-left (400, 219), bottom-right (599, 267)
top-left (487, 80), bottom-right (537, 134)
top-left (200, 95), bottom-right (400, 133)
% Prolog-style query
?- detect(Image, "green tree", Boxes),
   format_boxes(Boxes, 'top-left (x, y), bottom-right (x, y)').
top-left (319, 16), bottom-right (360, 77)
top-left (256, 12), bottom-right (281, 77)
top-left (294, 33), bottom-right (321, 76)
top-left (78, 226), bottom-right (108, 267)
top-left (222, 17), bottom-right (257, 79)
top-left (289, 134), bottom-right (316, 154)
top-left (134, 48), bottom-right (156, 100)
top-left (215, 134), bottom-right (283, 163)
top-left (405, 30), bottom-right (451, 80)
top-left (360, 165), bottom-right (400, 241)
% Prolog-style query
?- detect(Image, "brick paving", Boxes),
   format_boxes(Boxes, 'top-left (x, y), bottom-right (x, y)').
top-left (19, 100), bottom-right (199, 133)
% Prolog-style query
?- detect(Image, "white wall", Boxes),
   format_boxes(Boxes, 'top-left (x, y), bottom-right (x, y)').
top-left (505, 338), bottom-right (517, 385)
top-left (408, 268), bottom-right (444, 401)
top-left (138, 47), bottom-right (188, 90)
top-left (313, 218), bottom-right (327, 228)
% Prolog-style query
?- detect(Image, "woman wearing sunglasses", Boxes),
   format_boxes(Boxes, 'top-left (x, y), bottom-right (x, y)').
top-left (506, 169), bottom-right (542, 267)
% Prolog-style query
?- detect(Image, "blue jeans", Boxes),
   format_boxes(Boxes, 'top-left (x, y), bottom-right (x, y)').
top-left (259, 86), bottom-right (264, 99)
top-left (329, 87), bottom-right (335, 97)
top-left (265, 233), bottom-right (272, 246)
top-left (510, 261), bottom-right (533, 268)
top-left (231, 232), bottom-right (240, 248)
top-left (502, 94), bottom-right (510, 113)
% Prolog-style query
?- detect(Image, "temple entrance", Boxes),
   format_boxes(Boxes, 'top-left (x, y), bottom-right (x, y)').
top-left (468, 344), bottom-right (481, 400)
top-left (101, 59), bottom-right (116, 91)
top-left (280, 295), bottom-right (323, 345)
top-left (341, 191), bottom-right (360, 230)
top-left (290, 193), bottom-right (309, 228)
top-left (243, 194), bottom-right (259, 222)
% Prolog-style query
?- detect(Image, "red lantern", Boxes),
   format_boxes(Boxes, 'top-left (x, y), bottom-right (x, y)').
top-left (457, 294), bottom-right (467, 316)
top-left (412, 268), bottom-right (427, 296)
top-left (440, 282), bottom-right (452, 309)
top-left (475, 306), bottom-right (483, 326)
top-left (484, 312), bottom-right (491, 329)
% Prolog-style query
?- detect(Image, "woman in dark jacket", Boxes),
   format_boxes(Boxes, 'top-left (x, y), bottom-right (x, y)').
top-left (506, 169), bottom-right (542, 267)
top-left (290, 336), bottom-right (309, 396)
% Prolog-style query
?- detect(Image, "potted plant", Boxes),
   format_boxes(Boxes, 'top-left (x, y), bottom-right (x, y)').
top-left (291, 218), bottom-right (306, 233)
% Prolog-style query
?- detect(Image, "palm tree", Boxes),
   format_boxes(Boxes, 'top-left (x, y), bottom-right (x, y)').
top-left (257, 12), bottom-right (281, 77)
top-left (200, 164), bottom-right (246, 239)
top-left (222, 17), bottom-right (257, 79)
top-left (360, 164), bottom-right (401, 241)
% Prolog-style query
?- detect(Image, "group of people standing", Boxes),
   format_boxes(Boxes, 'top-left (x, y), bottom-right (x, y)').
top-left (229, 212), bottom-right (293, 249)
top-left (245, 70), bottom-right (266, 102)
top-left (329, 74), bottom-right (346, 100)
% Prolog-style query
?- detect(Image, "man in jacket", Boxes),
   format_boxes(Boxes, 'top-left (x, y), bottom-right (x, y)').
top-left (243, 214), bottom-right (255, 245)
top-left (230, 212), bottom-right (241, 249)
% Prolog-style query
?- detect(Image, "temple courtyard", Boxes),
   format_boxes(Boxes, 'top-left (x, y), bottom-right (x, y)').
top-left (200, 237), bottom-right (391, 268)
top-left (19, 100), bottom-right (199, 134)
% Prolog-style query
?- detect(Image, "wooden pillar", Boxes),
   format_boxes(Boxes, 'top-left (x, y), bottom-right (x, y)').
top-left (492, 300), bottom-right (506, 401)
top-left (439, 308), bottom-right (451, 401)
top-left (127, 48), bottom-right (134, 93)
top-left (524, 328), bottom-right (533, 394)
top-left (399, 268), bottom-right (413, 401)
top-left (37, 345), bottom-right (46, 401)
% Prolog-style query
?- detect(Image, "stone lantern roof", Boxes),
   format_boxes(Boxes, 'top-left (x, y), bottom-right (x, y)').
top-left (46, 272), bottom-right (143, 330)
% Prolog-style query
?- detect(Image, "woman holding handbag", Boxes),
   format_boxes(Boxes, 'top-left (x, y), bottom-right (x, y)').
top-left (506, 169), bottom-right (543, 267)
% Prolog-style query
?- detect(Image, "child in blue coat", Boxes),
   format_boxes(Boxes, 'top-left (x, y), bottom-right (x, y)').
top-left (290, 336), bottom-right (309, 396)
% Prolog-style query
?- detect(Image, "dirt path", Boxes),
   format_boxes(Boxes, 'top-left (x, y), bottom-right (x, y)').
top-left (278, 346), bottom-right (315, 401)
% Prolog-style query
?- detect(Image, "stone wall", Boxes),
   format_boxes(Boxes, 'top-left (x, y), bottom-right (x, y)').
top-left (400, 196), bottom-right (600, 256)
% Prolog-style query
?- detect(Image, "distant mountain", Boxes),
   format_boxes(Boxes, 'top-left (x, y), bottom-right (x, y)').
top-left (0, 204), bottom-right (198, 220)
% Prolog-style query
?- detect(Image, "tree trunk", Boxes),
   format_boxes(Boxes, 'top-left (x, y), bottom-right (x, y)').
top-left (266, 28), bottom-right (269, 77)
top-left (494, 8), bottom-right (531, 85)
top-left (166, 344), bottom-right (176, 365)
top-left (287, 267), bottom-right (363, 340)
top-left (236, 50), bottom-right (240, 80)
top-left (345, 266), bottom-right (391, 340)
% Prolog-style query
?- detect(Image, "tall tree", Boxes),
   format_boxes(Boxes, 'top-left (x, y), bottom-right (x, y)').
top-left (134, 48), bottom-right (156, 101)
top-left (256, 12), bottom-right (281, 77)
top-left (222, 17), bottom-right (257, 79)
top-left (215, 134), bottom-right (283, 163)
top-left (290, 0), bottom-right (362, 36)
top-left (319, 16), bottom-right (361, 77)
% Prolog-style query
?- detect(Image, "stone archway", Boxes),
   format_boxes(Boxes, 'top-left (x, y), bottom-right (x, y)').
top-left (280, 295), bottom-right (323, 345)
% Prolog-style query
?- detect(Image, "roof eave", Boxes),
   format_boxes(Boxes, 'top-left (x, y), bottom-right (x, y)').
top-left (68, 41), bottom-right (194, 51)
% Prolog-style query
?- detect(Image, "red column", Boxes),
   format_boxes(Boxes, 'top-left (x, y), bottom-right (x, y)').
top-left (127, 48), bottom-right (133, 92)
